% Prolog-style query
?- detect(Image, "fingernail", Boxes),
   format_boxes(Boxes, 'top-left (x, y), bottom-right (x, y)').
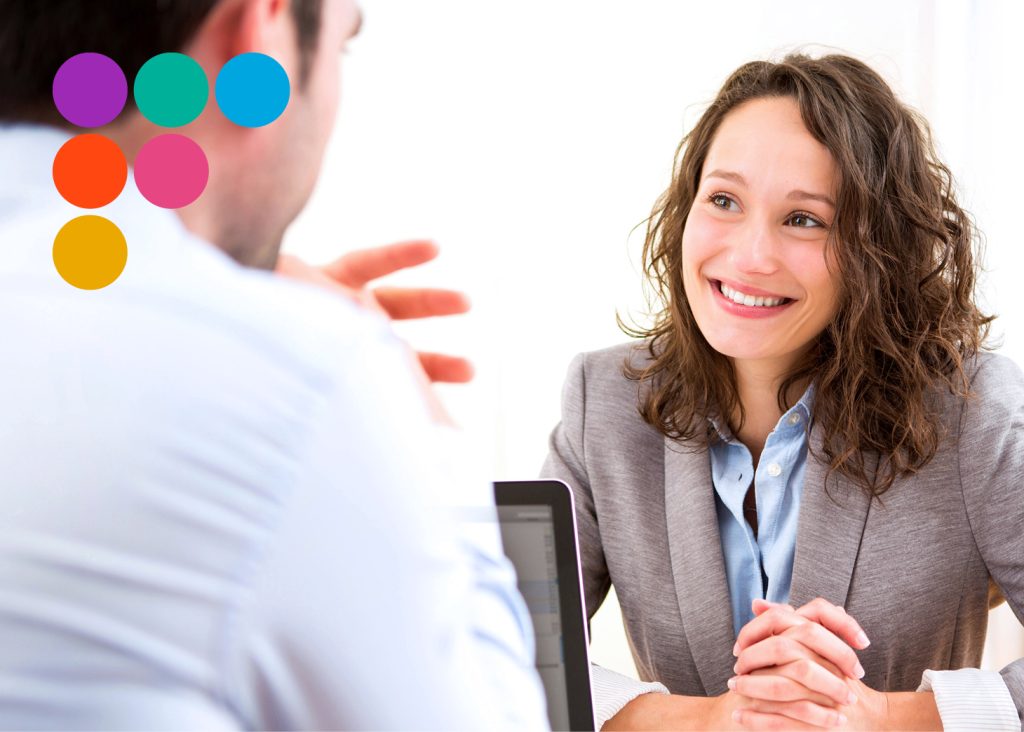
top-left (732, 642), bottom-right (739, 657)
top-left (847, 692), bottom-right (858, 706)
top-left (727, 677), bottom-right (737, 691)
top-left (837, 713), bottom-right (848, 726)
top-left (854, 662), bottom-right (865, 679)
top-left (732, 710), bottom-right (742, 724)
top-left (856, 631), bottom-right (870, 648)
top-left (733, 663), bottom-right (739, 674)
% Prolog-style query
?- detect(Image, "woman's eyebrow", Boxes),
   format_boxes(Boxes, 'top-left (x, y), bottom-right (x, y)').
top-left (787, 190), bottom-right (836, 208)
top-left (703, 169), bottom-right (746, 186)
top-left (704, 169), bottom-right (835, 208)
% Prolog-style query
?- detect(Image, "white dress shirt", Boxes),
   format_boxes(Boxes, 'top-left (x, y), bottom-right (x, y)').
top-left (0, 124), bottom-right (549, 730)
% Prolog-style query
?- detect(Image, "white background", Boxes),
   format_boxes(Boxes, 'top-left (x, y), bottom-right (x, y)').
top-left (284, 0), bottom-right (1024, 679)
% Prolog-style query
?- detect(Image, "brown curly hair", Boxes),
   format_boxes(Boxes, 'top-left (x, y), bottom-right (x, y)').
top-left (622, 53), bottom-right (993, 497)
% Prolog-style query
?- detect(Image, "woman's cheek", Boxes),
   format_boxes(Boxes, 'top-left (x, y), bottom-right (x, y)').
top-left (788, 241), bottom-right (839, 310)
top-left (682, 211), bottom-right (726, 272)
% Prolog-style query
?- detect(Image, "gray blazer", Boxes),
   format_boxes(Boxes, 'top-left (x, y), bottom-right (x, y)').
top-left (540, 342), bottom-right (1024, 723)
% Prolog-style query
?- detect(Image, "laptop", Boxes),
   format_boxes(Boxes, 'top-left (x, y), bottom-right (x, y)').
top-left (494, 480), bottom-right (595, 731)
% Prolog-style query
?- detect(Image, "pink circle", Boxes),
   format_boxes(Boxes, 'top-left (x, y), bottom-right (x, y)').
top-left (133, 134), bottom-right (209, 209)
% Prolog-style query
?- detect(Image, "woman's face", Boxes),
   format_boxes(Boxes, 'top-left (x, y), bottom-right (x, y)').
top-left (682, 96), bottom-right (841, 373)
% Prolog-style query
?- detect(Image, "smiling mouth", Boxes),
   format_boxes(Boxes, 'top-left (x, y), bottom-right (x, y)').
top-left (713, 280), bottom-right (794, 308)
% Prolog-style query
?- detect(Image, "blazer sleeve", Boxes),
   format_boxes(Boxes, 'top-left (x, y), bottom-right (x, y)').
top-left (958, 354), bottom-right (1024, 729)
top-left (540, 352), bottom-right (613, 621)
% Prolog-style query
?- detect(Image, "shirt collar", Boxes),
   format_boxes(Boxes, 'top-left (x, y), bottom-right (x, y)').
top-left (708, 381), bottom-right (816, 445)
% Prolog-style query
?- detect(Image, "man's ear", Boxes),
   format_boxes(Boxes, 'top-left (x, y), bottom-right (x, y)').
top-left (185, 0), bottom-right (296, 72)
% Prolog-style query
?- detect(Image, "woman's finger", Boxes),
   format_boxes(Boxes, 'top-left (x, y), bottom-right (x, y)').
top-left (735, 634), bottom-right (808, 673)
top-left (737, 599), bottom-right (869, 657)
top-left (793, 598), bottom-right (871, 650)
top-left (734, 656), bottom-right (855, 707)
top-left (735, 604), bottom-right (811, 656)
top-left (729, 671), bottom-right (836, 706)
top-left (780, 618), bottom-right (865, 680)
top-left (735, 639), bottom-right (853, 705)
top-left (735, 698), bottom-right (847, 729)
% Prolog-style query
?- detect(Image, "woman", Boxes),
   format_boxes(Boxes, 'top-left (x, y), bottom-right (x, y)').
top-left (542, 53), bottom-right (1023, 731)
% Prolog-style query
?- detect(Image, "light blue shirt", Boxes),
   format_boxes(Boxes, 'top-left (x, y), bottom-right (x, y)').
top-left (0, 125), bottom-right (548, 730)
top-left (709, 386), bottom-right (814, 637)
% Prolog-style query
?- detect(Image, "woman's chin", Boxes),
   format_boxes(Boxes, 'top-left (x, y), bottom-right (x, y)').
top-left (703, 336), bottom-right (782, 363)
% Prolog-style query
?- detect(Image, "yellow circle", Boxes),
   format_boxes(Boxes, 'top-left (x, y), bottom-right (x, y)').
top-left (53, 215), bottom-right (128, 290)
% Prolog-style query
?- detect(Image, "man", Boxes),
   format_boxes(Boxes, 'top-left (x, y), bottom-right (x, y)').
top-left (0, 0), bottom-right (549, 728)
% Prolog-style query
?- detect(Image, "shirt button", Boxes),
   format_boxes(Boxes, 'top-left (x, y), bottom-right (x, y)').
top-left (788, 413), bottom-right (802, 425)
top-left (767, 462), bottom-right (782, 477)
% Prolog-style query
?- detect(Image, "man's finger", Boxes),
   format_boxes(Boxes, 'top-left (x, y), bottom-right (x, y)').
top-left (418, 352), bottom-right (474, 383)
top-left (374, 287), bottom-right (470, 320)
top-left (322, 240), bottom-right (440, 288)
top-left (276, 253), bottom-right (382, 312)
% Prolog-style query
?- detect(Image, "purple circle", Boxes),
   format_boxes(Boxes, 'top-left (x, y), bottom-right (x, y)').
top-left (53, 53), bottom-right (128, 128)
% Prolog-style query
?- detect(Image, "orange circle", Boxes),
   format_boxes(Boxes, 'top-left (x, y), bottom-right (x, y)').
top-left (53, 215), bottom-right (127, 290)
top-left (52, 134), bottom-right (127, 208)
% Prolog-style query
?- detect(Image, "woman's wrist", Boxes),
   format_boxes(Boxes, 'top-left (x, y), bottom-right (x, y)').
top-left (602, 692), bottom-right (721, 731)
top-left (881, 691), bottom-right (942, 730)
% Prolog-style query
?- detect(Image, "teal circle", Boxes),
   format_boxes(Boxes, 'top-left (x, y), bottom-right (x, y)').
top-left (215, 53), bottom-right (289, 128)
top-left (133, 53), bottom-right (208, 127)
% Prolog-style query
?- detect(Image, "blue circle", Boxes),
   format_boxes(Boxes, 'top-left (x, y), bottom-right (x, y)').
top-left (215, 53), bottom-right (290, 127)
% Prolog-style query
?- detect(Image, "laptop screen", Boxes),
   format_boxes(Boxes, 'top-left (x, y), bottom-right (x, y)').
top-left (497, 503), bottom-right (573, 730)
top-left (495, 480), bottom-right (595, 731)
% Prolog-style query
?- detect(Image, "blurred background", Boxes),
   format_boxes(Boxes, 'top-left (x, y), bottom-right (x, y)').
top-left (283, 0), bottom-right (1024, 680)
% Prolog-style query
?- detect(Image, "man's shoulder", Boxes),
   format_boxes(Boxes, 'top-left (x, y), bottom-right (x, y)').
top-left (179, 255), bottom-right (389, 374)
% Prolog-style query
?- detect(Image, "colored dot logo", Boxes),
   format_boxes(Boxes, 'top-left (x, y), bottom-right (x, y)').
top-left (134, 135), bottom-right (209, 209)
top-left (53, 53), bottom-right (128, 128)
top-left (51, 51), bottom-right (291, 289)
top-left (134, 53), bottom-right (208, 127)
top-left (53, 134), bottom-right (127, 209)
top-left (216, 53), bottom-right (290, 127)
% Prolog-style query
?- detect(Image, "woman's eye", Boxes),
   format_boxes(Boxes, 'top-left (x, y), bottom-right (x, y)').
top-left (709, 193), bottom-right (737, 211)
top-left (787, 213), bottom-right (823, 228)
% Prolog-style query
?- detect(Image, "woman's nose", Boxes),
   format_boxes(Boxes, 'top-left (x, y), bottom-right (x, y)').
top-left (728, 218), bottom-right (781, 275)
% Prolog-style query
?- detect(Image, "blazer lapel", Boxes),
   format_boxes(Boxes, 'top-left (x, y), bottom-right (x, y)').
top-left (663, 436), bottom-right (737, 695)
top-left (788, 422), bottom-right (873, 609)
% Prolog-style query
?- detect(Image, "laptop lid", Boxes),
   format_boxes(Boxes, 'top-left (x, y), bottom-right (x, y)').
top-left (494, 480), bottom-right (595, 731)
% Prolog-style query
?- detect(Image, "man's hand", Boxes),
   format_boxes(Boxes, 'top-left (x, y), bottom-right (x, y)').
top-left (729, 599), bottom-right (888, 729)
top-left (275, 239), bottom-right (474, 383)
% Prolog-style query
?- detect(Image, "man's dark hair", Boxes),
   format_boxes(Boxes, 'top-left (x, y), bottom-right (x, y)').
top-left (0, 0), bottom-right (323, 125)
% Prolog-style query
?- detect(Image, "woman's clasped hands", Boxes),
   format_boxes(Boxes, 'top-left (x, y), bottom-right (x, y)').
top-left (717, 598), bottom-right (886, 730)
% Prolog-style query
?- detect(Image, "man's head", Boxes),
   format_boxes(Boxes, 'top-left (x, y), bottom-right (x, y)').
top-left (0, 0), bottom-right (362, 268)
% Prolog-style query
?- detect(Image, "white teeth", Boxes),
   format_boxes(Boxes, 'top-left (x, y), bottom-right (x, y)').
top-left (719, 282), bottom-right (786, 307)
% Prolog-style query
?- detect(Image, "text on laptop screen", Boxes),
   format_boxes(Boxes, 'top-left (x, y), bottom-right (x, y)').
top-left (497, 504), bottom-right (571, 731)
